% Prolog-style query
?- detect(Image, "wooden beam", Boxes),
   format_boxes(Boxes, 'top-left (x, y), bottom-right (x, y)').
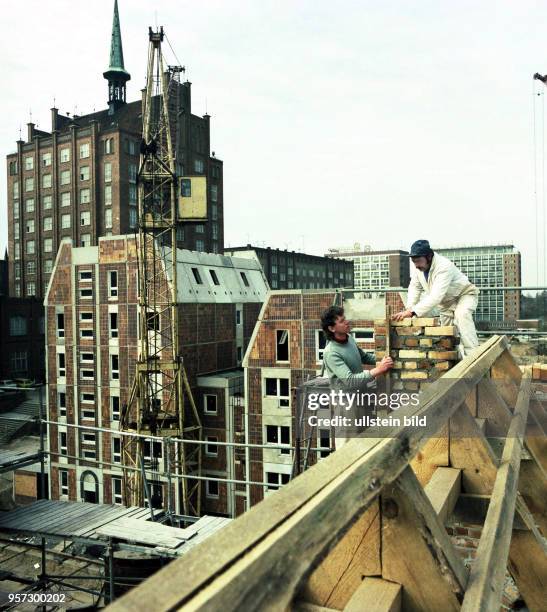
top-left (424, 467), bottom-right (461, 524)
top-left (410, 425), bottom-right (449, 487)
top-left (490, 349), bottom-right (521, 407)
top-left (476, 377), bottom-right (511, 436)
top-left (461, 371), bottom-right (531, 612)
top-left (509, 532), bottom-right (547, 612)
top-left (452, 494), bottom-right (526, 530)
top-left (300, 501), bottom-right (380, 609)
top-left (381, 466), bottom-right (467, 612)
top-left (292, 602), bottom-right (339, 612)
top-left (107, 336), bottom-right (507, 612)
top-left (343, 578), bottom-right (401, 612)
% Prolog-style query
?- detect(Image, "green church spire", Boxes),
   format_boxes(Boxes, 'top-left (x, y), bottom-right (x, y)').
top-left (103, 0), bottom-right (130, 111)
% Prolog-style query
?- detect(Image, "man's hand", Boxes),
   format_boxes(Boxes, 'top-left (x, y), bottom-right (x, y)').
top-left (371, 356), bottom-right (394, 378)
top-left (391, 309), bottom-right (413, 322)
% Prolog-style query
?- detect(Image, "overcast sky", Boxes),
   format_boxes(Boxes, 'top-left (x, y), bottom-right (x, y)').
top-left (1, 0), bottom-right (546, 288)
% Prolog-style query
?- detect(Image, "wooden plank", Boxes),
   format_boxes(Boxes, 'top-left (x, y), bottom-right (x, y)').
top-left (476, 378), bottom-right (512, 436)
top-left (508, 532), bottom-right (547, 612)
top-left (525, 402), bottom-right (547, 474)
top-left (423, 467), bottom-right (461, 524)
top-left (292, 602), bottom-right (338, 612)
top-left (300, 500), bottom-right (380, 609)
top-left (107, 336), bottom-right (506, 612)
top-left (490, 349), bottom-right (521, 407)
top-left (410, 425), bottom-right (449, 487)
top-left (343, 577), bottom-right (401, 612)
top-left (381, 466), bottom-right (467, 612)
top-left (461, 371), bottom-right (531, 612)
top-left (452, 494), bottom-right (526, 530)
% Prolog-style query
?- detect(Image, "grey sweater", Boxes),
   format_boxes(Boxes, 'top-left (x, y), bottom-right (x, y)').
top-left (323, 334), bottom-right (376, 388)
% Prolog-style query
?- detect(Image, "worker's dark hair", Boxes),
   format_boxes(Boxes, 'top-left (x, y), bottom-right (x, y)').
top-left (321, 305), bottom-right (344, 341)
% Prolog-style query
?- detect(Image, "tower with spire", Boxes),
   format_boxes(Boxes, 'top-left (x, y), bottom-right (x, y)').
top-left (103, 0), bottom-right (131, 114)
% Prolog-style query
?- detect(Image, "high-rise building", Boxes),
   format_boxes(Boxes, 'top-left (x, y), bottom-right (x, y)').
top-left (435, 245), bottom-right (521, 322)
top-left (325, 244), bottom-right (410, 291)
top-left (6, 0), bottom-right (224, 299)
top-left (224, 245), bottom-right (354, 290)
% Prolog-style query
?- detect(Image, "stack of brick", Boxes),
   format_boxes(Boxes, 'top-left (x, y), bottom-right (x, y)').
top-left (374, 317), bottom-right (460, 391)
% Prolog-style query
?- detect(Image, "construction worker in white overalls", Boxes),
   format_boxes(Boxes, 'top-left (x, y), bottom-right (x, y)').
top-left (392, 240), bottom-right (480, 357)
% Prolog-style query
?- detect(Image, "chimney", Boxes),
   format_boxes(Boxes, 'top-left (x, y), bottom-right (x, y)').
top-left (51, 107), bottom-right (59, 131)
top-left (27, 122), bottom-right (35, 143)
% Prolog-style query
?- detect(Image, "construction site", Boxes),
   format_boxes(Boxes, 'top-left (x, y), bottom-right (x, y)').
top-left (1, 2), bottom-right (547, 612)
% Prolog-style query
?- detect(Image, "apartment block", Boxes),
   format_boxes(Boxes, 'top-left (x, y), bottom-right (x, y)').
top-left (6, 0), bottom-right (224, 299)
top-left (224, 245), bottom-right (354, 290)
top-left (44, 236), bottom-right (267, 516)
top-left (436, 245), bottom-right (521, 322)
top-left (325, 244), bottom-right (410, 292)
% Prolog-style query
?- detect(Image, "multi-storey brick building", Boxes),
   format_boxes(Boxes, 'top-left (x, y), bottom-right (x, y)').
top-left (6, 0), bottom-right (224, 299)
top-left (224, 245), bottom-right (354, 290)
top-left (238, 289), bottom-right (405, 515)
top-left (44, 236), bottom-right (267, 515)
top-left (326, 244), bottom-right (410, 292)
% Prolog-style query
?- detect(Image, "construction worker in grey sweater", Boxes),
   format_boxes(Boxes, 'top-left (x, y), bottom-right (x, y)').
top-left (321, 306), bottom-right (393, 447)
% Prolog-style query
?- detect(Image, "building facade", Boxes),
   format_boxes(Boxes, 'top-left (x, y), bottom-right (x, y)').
top-left (6, 0), bottom-right (224, 299)
top-left (435, 245), bottom-right (521, 322)
top-left (223, 245), bottom-right (354, 290)
top-left (44, 236), bottom-right (267, 516)
top-left (326, 244), bottom-right (410, 292)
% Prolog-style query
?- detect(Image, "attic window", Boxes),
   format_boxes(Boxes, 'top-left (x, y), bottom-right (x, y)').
top-left (191, 268), bottom-right (203, 284)
top-left (276, 330), bottom-right (289, 362)
top-left (209, 270), bottom-right (220, 285)
top-left (240, 272), bottom-right (250, 287)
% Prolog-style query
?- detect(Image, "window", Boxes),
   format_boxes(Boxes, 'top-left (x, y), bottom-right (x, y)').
top-left (82, 432), bottom-right (96, 445)
top-left (58, 392), bottom-right (67, 417)
top-left (240, 272), bottom-right (250, 287)
top-left (81, 390), bottom-right (95, 401)
top-left (82, 448), bottom-right (96, 460)
top-left (209, 269), bottom-right (220, 285)
top-left (60, 148), bottom-right (70, 163)
top-left (80, 211), bottom-right (90, 226)
top-left (129, 184), bottom-right (137, 204)
top-left (80, 166), bottom-right (90, 181)
top-left (80, 234), bottom-right (91, 247)
top-left (59, 431), bottom-right (68, 456)
top-left (26, 282), bottom-right (36, 297)
top-left (57, 313), bottom-right (65, 338)
top-left (13, 182), bottom-right (20, 199)
top-left (14, 263), bottom-right (21, 279)
top-left (26, 219), bottom-right (35, 233)
top-left (109, 312), bottom-right (118, 338)
top-left (181, 178), bottom-right (191, 197)
top-left (27, 262), bottom-right (36, 275)
top-left (212, 224), bottom-right (219, 239)
top-left (44, 238), bottom-right (53, 253)
top-left (265, 471), bottom-right (290, 492)
top-left (276, 330), bottom-right (289, 361)
top-left (13, 203), bottom-right (19, 219)
top-left (104, 162), bottom-right (112, 183)
top-left (212, 204), bottom-right (218, 221)
top-left (10, 351), bottom-right (28, 373)
top-left (206, 436), bottom-right (218, 456)
top-left (266, 425), bottom-right (291, 455)
top-left (80, 328), bottom-right (94, 339)
top-left (26, 240), bottom-right (35, 254)
top-left (112, 477), bottom-right (123, 505)
top-left (9, 160), bottom-right (18, 175)
top-left (206, 478), bottom-right (219, 498)
top-left (82, 405), bottom-right (95, 420)
top-left (111, 354), bottom-right (119, 380)
top-left (79, 143), bottom-right (90, 159)
top-left (61, 214), bottom-right (71, 229)
top-left (196, 239), bottom-right (205, 252)
top-left (195, 224), bottom-right (204, 234)
top-left (42, 152), bottom-right (52, 167)
top-left (129, 163), bottom-right (137, 183)
top-left (60, 170), bottom-right (71, 185)
top-left (42, 173), bottom-right (52, 188)
top-left (191, 267), bottom-right (203, 284)
top-left (80, 287), bottom-right (93, 299)
top-left (316, 330), bottom-right (327, 362)
top-left (204, 394), bottom-right (217, 414)
top-left (112, 437), bottom-right (122, 463)
top-left (43, 216), bottom-right (52, 231)
top-left (60, 469), bottom-right (69, 496)
top-left (194, 159), bottom-right (204, 173)
top-left (80, 312), bottom-right (93, 322)
top-left (14, 284), bottom-right (21, 297)
top-left (79, 270), bottom-right (92, 281)
top-left (111, 395), bottom-right (120, 421)
top-left (105, 271), bottom-right (118, 298)
top-left (9, 316), bottom-right (27, 336)
top-left (25, 198), bottom-right (35, 213)
top-left (25, 177), bottom-right (34, 192)
top-left (265, 377), bottom-right (290, 407)
top-left (129, 139), bottom-right (137, 155)
top-left (129, 207), bottom-right (137, 228)
top-left (61, 192), bottom-right (70, 207)
top-left (58, 352), bottom-right (66, 377)
top-left (352, 328), bottom-right (374, 341)
top-left (81, 367), bottom-right (94, 380)
top-left (211, 184), bottom-right (218, 202)
top-left (14, 221), bottom-right (20, 236)
top-left (237, 346), bottom-right (243, 362)
top-left (80, 188), bottom-right (90, 204)
top-left (104, 138), bottom-right (114, 154)
top-left (25, 156), bottom-right (34, 171)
